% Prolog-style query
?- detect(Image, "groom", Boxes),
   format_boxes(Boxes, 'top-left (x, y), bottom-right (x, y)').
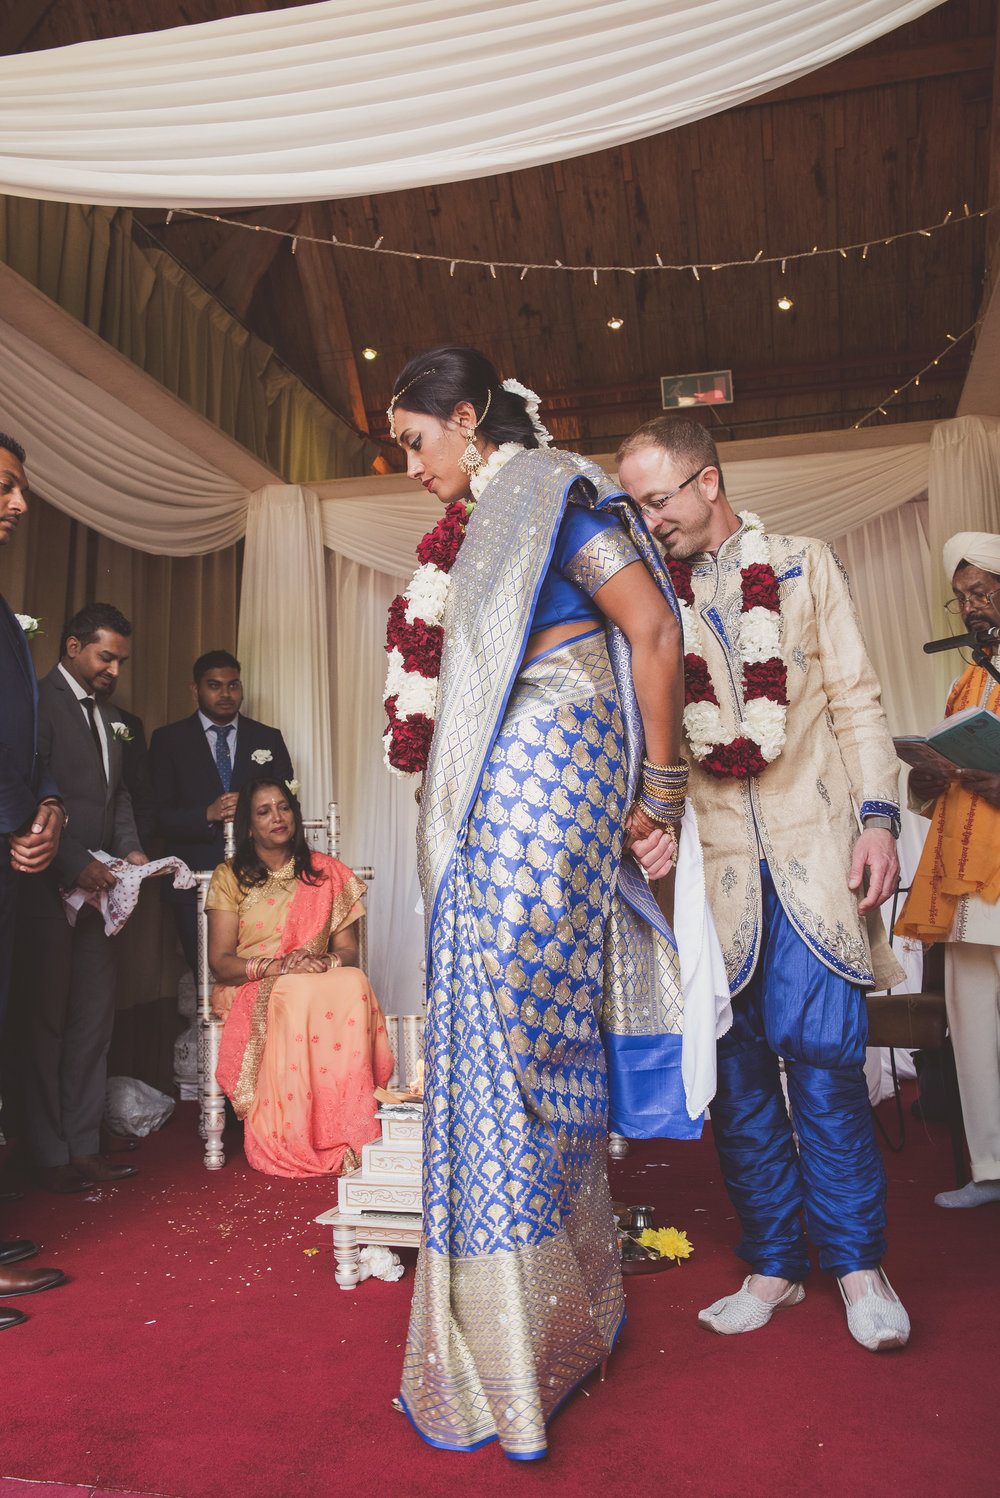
top-left (149, 650), bottom-right (294, 971)
top-left (618, 415), bottom-right (910, 1353)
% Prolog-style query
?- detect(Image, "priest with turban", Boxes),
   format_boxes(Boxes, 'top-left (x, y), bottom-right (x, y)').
top-left (896, 531), bottom-right (1000, 1208)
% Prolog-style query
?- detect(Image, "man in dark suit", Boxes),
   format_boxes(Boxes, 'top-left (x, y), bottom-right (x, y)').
top-left (0, 432), bottom-right (70, 1323)
top-left (20, 603), bottom-right (148, 1193)
top-left (149, 650), bottom-right (294, 971)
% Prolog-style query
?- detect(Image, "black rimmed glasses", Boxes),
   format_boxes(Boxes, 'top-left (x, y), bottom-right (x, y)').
top-left (636, 467), bottom-right (706, 519)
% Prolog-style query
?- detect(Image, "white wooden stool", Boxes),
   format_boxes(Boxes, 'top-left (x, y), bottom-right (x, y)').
top-left (315, 1104), bottom-right (423, 1288)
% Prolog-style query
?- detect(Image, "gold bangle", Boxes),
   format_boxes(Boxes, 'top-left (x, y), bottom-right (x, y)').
top-left (642, 757), bottom-right (688, 774)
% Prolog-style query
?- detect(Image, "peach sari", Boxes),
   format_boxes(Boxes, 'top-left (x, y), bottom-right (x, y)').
top-left (207, 853), bottom-right (394, 1177)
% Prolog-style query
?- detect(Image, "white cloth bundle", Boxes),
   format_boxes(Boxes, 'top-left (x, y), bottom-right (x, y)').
top-left (62, 851), bottom-right (196, 936)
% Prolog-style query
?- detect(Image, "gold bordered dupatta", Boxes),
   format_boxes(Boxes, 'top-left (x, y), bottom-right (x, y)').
top-left (417, 446), bottom-right (680, 944)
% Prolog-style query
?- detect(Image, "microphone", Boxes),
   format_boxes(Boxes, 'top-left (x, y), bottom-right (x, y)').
top-left (923, 625), bottom-right (1000, 655)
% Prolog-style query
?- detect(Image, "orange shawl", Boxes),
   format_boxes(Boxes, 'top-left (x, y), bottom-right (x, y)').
top-left (894, 662), bottom-right (1000, 942)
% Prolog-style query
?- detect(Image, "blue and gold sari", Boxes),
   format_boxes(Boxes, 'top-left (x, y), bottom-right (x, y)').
top-left (401, 449), bottom-right (690, 1459)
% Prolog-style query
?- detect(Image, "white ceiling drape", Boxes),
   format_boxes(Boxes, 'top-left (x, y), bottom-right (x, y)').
top-left (0, 0), bottom-right (942, 207)
top-left (0, 315), bottom-right (248, 553)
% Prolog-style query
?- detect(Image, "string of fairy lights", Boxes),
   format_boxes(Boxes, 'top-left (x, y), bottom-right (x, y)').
top-left (163, 201), bottom-right (991, 429)
top-left (853, 319), bottom-right (982, 428)
top-left (168, 202), bottom-right (991, 281)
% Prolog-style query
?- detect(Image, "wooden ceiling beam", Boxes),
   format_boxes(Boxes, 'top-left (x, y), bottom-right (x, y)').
top-left (958, 20), bottom-right (1000, 417)
top-left (749, 35), bottom-right (992, 107)
top-left (293, 204), bottom-right (369, 434)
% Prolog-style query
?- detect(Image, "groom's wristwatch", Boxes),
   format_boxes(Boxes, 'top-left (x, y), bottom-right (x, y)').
top-left (862, 814), bottom-right (898, 837)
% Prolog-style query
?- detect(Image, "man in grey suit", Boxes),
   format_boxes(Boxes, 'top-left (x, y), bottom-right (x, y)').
top-left (20, 603), bottom-right (148, 1192)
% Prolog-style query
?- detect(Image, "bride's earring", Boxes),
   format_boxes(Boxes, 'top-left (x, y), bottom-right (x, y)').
top-left (458, 422), bottom-right (484, 476)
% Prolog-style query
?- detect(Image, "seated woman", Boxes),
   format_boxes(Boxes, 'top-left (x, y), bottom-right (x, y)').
top-left (206, 777), bottom-right (394, 1178)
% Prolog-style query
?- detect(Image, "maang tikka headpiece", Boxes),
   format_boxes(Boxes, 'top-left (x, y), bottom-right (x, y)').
top-left (386, 368), bottom-right (437, 440)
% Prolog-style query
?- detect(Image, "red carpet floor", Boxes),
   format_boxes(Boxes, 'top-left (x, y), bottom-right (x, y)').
top-left (0, 1093), bottom-right (996, 1498)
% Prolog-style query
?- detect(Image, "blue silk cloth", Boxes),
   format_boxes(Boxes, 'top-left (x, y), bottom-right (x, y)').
top-left (400, 450), bottom-right (688, 1460)
top-left (710, 862), bottom-right (886, 1280)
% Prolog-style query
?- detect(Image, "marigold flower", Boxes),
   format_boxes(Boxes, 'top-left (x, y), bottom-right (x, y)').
top-left (638, 1226), bottom-right (693, 1261)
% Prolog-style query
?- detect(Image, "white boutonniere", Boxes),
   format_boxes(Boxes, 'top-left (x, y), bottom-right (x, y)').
top-left (110, 721), bottom-right (134, 743)
top-left (285, 778), bottom-right (300, 798)
top-left (15, 613), bottom-right (41, 639)
top-left (251, 748), bottom-right (273, 765)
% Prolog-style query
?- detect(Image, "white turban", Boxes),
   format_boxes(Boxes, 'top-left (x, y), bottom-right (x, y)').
top-left (943, 531), bottom-right (1000, 583)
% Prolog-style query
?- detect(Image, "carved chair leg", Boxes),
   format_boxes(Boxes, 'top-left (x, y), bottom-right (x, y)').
top-left (199, 1015), bottom-right (226, 1170)
top-left (333, 1220), bottom-right (361, 1290)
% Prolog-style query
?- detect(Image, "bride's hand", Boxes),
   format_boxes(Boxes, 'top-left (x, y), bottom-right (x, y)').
top-left (625, 807), bottom-right (678, 880)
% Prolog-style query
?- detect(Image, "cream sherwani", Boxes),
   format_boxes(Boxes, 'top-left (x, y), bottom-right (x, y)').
top-left (684, 525), bottom-right (904, 995)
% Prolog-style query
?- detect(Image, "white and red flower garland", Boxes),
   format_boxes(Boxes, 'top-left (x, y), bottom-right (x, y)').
top-left (382, 444), bottom-right (522, 777)
top-left (666, 512), bottom-right (788, 779)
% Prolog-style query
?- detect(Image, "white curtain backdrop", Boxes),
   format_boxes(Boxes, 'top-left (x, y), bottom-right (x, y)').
top-left (724, 443), bottom-right (929, 539)
top-left (834, 499), bottom-right (934, 886)
top-left (328, 555), bottom-right (426, 1014)
top-left (0, 0), bottom-right (941, 207)
top-left (237, 486), bottom-right (334, 818)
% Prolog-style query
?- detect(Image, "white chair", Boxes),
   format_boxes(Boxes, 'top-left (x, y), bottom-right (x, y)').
top-left (192, 801), bottom-right (374, 1170)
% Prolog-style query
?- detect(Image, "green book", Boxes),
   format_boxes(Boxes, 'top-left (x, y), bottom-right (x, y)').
top-left (894, 706), bottom-right (1000, 773)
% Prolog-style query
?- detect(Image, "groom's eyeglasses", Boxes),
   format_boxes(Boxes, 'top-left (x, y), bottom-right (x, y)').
top-left (637, 467), bottom-right (706, 519)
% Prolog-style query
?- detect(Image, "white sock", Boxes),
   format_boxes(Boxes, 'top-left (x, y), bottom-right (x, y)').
top-left (934, 1180), bottom-right (1000, 1208)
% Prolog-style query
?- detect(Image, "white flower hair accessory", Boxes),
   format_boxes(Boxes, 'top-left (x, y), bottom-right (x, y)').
top-left (285, 778), bottom-right (300, 798)
top-left (502, 378), bottom-right (553, 447)
top-left (109, 721), bottom-right (134, 743)
top-left (251, 748), bottom-right (273, 765)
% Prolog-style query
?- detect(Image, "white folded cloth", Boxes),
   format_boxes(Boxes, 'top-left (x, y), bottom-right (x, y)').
top-left (673, 798), bottom-right (733, 1120)
top-left (62, 850), bottom-right (196, 936)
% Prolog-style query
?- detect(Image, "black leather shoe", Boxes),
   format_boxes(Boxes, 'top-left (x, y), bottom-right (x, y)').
top-left (0, 1307), bottom-right (28, 1329)
top-left (0, 1240), bottom-right (37, 1266)
top-left (0, 1264), bottom-right (66, 1298)
top-left (69, 1154), bottom-right (138, 1183)
top-left (35, 1164), bottom-right (94, 1194)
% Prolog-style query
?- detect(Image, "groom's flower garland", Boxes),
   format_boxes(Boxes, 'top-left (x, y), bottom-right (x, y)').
top-left (382, 444), bottom-right (523, 777)
top-left (666, 512), bottom-right (788, 779)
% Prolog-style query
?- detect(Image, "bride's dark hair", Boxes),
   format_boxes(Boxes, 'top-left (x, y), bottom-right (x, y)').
top-left (390, 345), bottom-right (540, 449)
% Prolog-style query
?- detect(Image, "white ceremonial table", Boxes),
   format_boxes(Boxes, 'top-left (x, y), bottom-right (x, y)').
top-left (314, 1104), bottom-right (423, 1289)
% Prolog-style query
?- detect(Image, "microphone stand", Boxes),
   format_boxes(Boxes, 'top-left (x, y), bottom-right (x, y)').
top-left (971, 643), bottom-right (1000, 690)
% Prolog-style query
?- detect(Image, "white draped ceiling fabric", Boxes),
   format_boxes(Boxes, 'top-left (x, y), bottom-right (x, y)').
top-left (11, 287), bottom-right (1000, 1003)
top-left (0, 0), bottom-right (942, 207)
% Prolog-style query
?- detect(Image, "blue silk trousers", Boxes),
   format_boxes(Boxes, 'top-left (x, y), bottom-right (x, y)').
top-left (710, 863), bottom-right (886, 1280)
